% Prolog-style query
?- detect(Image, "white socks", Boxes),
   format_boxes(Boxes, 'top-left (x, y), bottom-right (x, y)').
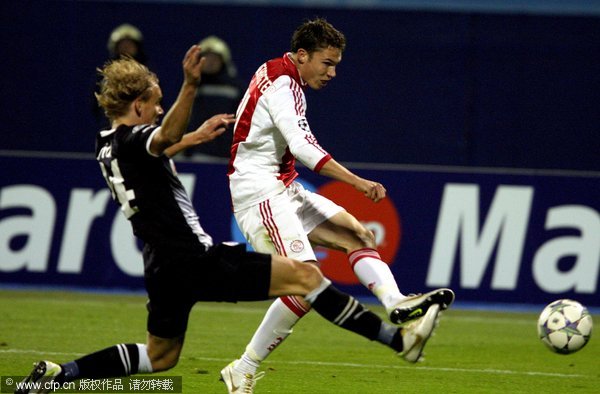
top-left (348, 248), bottom-right (405, 312)
top-left (136, 344), bottom-right (153, 373)
top-left (236, 296), bottom-right (308, 374)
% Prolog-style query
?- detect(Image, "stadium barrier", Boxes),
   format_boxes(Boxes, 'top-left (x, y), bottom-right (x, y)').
top-left (1, 153), bottom-right (598, 307)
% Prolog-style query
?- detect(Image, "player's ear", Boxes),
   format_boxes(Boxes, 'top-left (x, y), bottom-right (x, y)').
top-left (134, 100), bottom-right (142, 117)
top-left (297, 49), bottom-right (308, 64)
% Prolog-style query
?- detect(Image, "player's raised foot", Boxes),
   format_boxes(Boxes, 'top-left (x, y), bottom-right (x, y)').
top-left (220, 360), bottom-right (265, 394)
top-left (389, 288), bottom-right (454, 325)
top-left (14, 360), bottom-right (62, 394)
top-left (399, 303), bottom-right (441, 363)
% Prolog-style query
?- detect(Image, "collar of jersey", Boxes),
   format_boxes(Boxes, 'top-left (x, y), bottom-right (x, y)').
top-left (284, 52), bottom-right (307, 88)
top-left (100, 128), bottom-right (117, 137)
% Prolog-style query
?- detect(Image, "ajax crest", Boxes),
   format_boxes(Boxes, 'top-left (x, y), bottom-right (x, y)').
top-left (290, 240), bottom-right (305, 253)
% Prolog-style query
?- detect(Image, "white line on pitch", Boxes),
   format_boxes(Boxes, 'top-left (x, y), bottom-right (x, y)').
top-left (1, 349), bottom-right (583, 379)
top-left (193, 356), bottom-right (585, 378)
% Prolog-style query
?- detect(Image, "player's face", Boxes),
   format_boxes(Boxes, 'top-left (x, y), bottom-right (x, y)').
top-left (139, 84), bottom-right (164, 125)
top-left (298, 46), bottom-right (342, 90)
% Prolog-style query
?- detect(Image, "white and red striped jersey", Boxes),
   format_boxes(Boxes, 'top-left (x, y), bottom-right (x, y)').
top-left (228, 53), bottom-right (332, 211)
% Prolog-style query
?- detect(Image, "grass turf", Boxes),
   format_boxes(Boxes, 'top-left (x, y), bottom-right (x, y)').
top-left (0, 289), bottom-right (598, 393)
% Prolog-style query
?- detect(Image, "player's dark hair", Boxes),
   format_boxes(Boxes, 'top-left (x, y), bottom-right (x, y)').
top-left (290, 18), bottom-right (346, 54)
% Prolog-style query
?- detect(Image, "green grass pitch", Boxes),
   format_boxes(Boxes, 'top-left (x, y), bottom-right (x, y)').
top-left (1, 289), bottom-right (598, 393)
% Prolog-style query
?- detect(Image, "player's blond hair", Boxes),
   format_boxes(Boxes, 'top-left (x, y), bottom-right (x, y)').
top-left (95, 57), bottom-right (158, 121)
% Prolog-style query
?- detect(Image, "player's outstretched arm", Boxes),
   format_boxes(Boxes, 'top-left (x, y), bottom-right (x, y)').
top-left (164, 114), bottom-right (235, 157)
top-left (318, 158), bottom-right (387, 202)
top-left (151, 45), bottom-right (204, 155)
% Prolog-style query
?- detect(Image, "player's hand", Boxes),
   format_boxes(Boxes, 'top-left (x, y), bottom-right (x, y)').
top-left (366, 181), bottom-right (386, 202)
top-left (182, 45), bottom-right (205, 86)
top-left (355, 178), bottom-right (386, 202)
top-left (187, 113), bottom-right (235, 145)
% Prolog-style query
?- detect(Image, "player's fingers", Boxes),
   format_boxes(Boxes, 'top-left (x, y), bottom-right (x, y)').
top-left (183, 45), bottom-right (198, 64)
top-left (206, 119), bottom-right (228, 134)
top-left (371, 184), bottom-right (386, 202)
top-left (184, 45), bottom-right (194, 59)
top-left (204, 127), bottom-right (226, 142)
top-left (195, 56), bottom-right (205, 71)
top-left (366, 188), bottom-right (377, 201)
top-left (213, 113), bottom-right (235, 120)
top-left (211, 114), bottom-right (235, 128)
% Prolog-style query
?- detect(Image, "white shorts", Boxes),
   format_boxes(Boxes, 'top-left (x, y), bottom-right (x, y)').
top-left (234, 182), bottom-right (344, 261)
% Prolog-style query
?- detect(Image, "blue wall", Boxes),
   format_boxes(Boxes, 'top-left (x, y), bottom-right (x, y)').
top-left (1, 0), bottom-right (599, 170)
top-left (2, 154), bottom-right (599, 307)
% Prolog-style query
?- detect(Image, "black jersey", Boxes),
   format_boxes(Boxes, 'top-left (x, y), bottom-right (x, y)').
top-left (95, 124), bottom-right (213, 251)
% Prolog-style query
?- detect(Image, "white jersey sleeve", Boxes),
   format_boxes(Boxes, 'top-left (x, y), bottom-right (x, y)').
top-left (265, 76), bottom-right (331, 171)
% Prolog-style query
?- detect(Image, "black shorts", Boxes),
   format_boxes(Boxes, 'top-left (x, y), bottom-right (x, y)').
top-left (143, 242), bottom-right (271, 338)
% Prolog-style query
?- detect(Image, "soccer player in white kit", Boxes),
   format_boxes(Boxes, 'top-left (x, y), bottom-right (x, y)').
top-left (224, 18), bottom-right (454, 392)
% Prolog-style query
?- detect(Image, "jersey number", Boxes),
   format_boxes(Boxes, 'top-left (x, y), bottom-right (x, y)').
top-left (99, 160), bottom-right (138, 219)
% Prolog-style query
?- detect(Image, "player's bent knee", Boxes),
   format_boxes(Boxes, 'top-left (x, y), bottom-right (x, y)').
top-left (149, 351), bottom-right (180, 372)
top-left (356, 226), bottom-right (376, 248)
top-left (157, 359), bottom-right (178, 372)
top-left (147, 336), bottom-right (183, 372)
top-left (293, 260), bottom-right (323, 291)
top-left (270, 256), bottom-right (324, 296)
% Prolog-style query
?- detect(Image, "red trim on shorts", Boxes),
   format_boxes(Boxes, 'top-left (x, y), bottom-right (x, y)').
top-left (280, 295), bottom-right (309, 317)
top-left (348, 248), bottom-right (382, 269)
top-left (259, 200), bottom-right (287, 257)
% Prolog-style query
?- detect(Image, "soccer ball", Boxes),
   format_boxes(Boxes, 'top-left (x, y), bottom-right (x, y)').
top-left (537, 299), bottom-right (593, 354)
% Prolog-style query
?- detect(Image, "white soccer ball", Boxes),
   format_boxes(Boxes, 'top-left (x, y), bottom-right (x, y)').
top-left (537, 299), bottom-right (593, 354)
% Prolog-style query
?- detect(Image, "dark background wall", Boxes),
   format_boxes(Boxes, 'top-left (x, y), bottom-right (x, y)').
top-left (1, 0), bottom-right (599, 171)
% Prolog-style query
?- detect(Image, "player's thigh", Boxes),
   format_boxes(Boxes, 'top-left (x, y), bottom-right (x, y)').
top-left (196, 243), bottom-right (272, 302)
top-left (143, 245), bottom-right (197, 339)
top-left (297, 185), bottom-right (344, 234)
top-left (309, 210), bottom-right (375, 251)
top-left (235, 194), bottom-right (316, 261)
top-left (268, 255), bottom-right (322, 297)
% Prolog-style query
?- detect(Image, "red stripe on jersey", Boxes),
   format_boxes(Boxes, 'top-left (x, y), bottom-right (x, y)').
top-left (278, 73), bottom-right (304, 183)
top-left (280, 295), bottom-right (309, 317)
top-left (303, 133), bottom-right (328, 155)
top-left (278, 148), bottom-right (299, 186)
top-left (289, 78), bottom-right (304, 116)
top-left (259, 200), bottom-right (287, 256)
top-left (348, 248), bottom-right (382, 269)
top-left (227, 84), bottom-right (259, 176)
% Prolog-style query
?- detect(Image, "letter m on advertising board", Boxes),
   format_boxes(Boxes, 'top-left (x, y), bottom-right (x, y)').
top-left (427, 184), bottom-right (533, 290)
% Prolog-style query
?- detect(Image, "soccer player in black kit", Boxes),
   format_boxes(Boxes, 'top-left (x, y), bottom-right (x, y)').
top-left (16, 45), bottom-right (446, 394)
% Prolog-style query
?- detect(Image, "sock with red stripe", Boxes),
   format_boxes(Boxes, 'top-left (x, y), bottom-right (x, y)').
top-left (349, 248), bottom-right (405, 312)
top-left (236, 296), bottom-right (309, 375)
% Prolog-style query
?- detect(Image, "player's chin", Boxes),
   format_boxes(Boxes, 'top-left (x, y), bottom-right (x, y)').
top-left (312, 81), bottom-right (328, 90)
